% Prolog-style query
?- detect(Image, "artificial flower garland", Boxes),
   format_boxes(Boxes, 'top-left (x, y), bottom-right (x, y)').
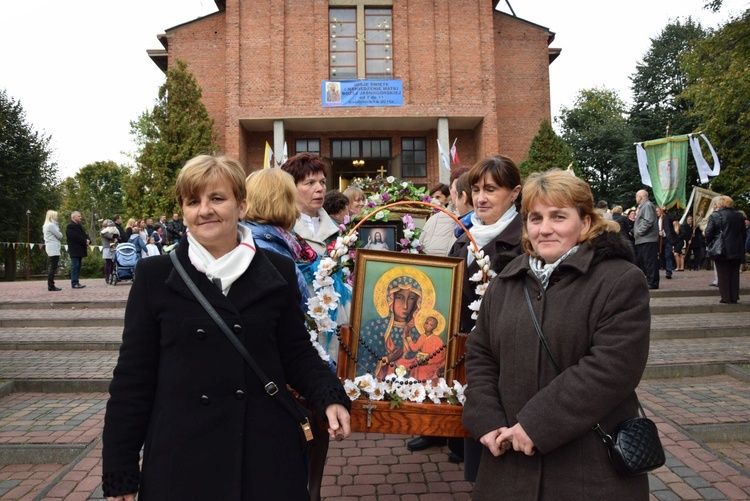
top-left (303, 176), bottom-right (493, 406)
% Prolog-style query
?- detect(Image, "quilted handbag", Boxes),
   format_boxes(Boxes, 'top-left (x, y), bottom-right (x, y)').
top-left (594, 407), bottom-right (666, 476)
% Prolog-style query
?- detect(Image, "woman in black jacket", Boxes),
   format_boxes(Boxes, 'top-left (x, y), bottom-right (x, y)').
top-left (704, 195), bottom-right (747, 304)
top-left (102, 154), bottom-right (351, 500)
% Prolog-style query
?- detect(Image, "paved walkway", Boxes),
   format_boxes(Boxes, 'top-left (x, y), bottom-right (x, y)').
top-left (0, 270), bottom-right (749, 500)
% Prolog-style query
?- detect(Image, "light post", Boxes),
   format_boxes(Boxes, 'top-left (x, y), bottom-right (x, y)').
top-left (25, 210), bottom-right (31, 280)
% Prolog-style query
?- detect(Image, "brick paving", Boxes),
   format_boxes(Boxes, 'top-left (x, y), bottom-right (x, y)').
top-left (0, 272), bottom-right (748, 500)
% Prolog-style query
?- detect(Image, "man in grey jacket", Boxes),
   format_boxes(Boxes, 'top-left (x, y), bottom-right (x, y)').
top-left (634, 189), bottom-right (660, 289)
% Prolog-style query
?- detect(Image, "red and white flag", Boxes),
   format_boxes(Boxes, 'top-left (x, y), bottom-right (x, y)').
top-left (450, 138), bottom-right (460, 164)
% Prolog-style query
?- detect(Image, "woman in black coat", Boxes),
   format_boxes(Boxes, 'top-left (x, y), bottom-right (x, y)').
top-left (705, 195), bottom-right (747, 304)
top-left (102, 155), bottom-right (351, 500)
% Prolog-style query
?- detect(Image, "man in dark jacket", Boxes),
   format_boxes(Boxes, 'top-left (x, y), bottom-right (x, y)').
top-left (657, 206), bottom-right (678, 279)
top-left (112, 214), bottom-right (126, 242)
top-left (166, 213), bottom-right (185, 245)
top-left (65, 211), bottom-right (90, 289)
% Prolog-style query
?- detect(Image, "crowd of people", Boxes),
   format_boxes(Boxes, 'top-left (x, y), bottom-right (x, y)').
top-left (604, 195), bottom-right (749, 294)
top-left (41, 210), bottom-right (189, 289)
top-left (35, 149), bottom-right (742, 500)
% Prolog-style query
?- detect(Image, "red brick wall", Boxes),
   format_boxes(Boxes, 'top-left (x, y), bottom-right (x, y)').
top-left (166, 12), bottom-right (227, 153)
top-left (159, 0), bottom-right (551, 179)
top-left (493, 12), bottom-right (553, 165)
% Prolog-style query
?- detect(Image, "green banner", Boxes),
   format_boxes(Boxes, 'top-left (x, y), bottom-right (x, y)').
top-left (643, 135), bottom-right (688, 209)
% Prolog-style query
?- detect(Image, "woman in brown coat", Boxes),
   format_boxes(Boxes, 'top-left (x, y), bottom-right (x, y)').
top-left (463, 169), bottom-right (650, 499)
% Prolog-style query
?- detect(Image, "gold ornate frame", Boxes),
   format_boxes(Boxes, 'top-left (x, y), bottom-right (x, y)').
top-left (339, 249), bottom-right (465, 384)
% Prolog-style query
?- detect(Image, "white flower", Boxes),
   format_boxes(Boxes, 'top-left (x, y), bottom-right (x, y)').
top-left (317, 312), bottom-right (338, 329)
top-left (314, 343), bottom-right (331, 362)
top-left (410, 238), bottom-right (422, 248)
top-left (401, 181), bottom-right (408, 188)
top-left (354, 373), bottom-right (376, 393)
top-left (344, 380), bottom-right (361, 400)
top-left (318, 258), bottom-right (337, 273)
top-left (471, 311), bottom-right (479, 320)
top-left (403, 229), bottom-right (414, 239)
top-left (313, 275), bottom-right (334, 288)
top-left (468, 299), bottom-right (482, 312)
top-left (469, 270), bottom-right (484, 283)
top-left (386, 176), bottom-right (396, 183)
top-left (409, 383), bottom-right (427, 403)
top-left (395, 382), bottom-right (412, 401)
top-left (426, 388), bottom-right (442, 404)
top-left (453, 381), bottom-right (467, 405)
top-left (307, 297), bottom-right (329, 320)
top-left (476, 282), bottom-right (489, 296)
top-left (369, 382), bottom-right (387, 401)
top-left (437, 378), bottom-right (451, 395)
top-left (374, 211), bottom-right (385, 220)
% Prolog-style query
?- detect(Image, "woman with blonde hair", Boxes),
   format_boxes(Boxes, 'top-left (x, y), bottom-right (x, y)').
top-left (705, 195), bottom-right (746, 303)
top-left (343, 186), bottom-right (366, 217)
top-left (102, 154), bottom-right (350, 500)
top-left (464, 169), bottom-right (650, 499)
top-left (242, 168), bottom-right (309, 308)
top-left (43, 210), bottom-right (63, 291)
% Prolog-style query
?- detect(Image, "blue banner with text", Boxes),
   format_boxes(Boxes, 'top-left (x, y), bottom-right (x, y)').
top-left (322, 80), bottom-right (403, 107)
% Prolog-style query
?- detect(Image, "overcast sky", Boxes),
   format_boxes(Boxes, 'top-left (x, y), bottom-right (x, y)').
top-left (1, 0), bottom-right (747, 180)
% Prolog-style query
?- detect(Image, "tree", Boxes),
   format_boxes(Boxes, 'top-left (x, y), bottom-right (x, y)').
top-left (558, 88), bottom-right (640, 207)
top-left (629, 18), bottom-right (707, 143)
top-left (681, 10), bottom-right (750, 205)
top-left (60, 161), bottom-right (129, 237)
top-left (0, 89), bottom-right (59, 280)
top-left (518, 119), bottom-right (577, 179)
top-left (126, 59), bottom-right (218, 218)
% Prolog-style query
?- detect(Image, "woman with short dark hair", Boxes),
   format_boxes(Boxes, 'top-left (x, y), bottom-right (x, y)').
top-left (281, 153), bottom-right (340, 256)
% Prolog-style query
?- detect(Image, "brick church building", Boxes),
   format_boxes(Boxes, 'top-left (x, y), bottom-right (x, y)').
top-left (148, 0), bottom-right (559, 189)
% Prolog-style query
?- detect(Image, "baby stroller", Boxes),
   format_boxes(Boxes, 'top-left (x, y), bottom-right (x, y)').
top-left (111, 242), bottom-right (139, 285)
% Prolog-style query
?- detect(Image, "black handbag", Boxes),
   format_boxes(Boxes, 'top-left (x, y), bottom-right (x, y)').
top-left (706, 212), bottom-right (725, 258)
top-left (169, 251), bottom-right (317, 448)
top-left (523, 283), bottom-right (665, 476)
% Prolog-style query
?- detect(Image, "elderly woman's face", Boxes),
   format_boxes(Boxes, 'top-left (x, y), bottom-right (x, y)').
top-left (181, 176), bottom-right (246, 258)
top-left (472, 173), bottom-right (521, 226)
top-left (527, 201), bottom-right (591, 264)
top-left (296, 172), bottom-right (327, 217)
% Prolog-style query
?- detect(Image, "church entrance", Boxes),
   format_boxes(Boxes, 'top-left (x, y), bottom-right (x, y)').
top-left (329, 138), bottom-right (392, 191)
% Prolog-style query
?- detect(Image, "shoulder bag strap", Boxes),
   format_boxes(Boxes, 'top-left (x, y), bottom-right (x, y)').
top-left (522, 280), bottom-right (645, 444)
top-left (169, 251), bottom-right (314, 439)
top-left (523, 282), bottom-right (562, 375)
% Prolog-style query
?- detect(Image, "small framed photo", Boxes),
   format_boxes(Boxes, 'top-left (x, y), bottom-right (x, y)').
top-left (357, 221), bottom-right (401, 252)
top-left (339, 249), bottom-right (465, 384)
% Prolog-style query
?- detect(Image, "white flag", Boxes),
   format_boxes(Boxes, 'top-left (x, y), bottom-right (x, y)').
top-left (437, 140), bottom-right (450, 172)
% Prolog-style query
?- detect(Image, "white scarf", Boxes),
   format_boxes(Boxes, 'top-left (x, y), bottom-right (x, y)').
top-left (529, 245), bottom-right (580, 290)
top-left (467, 206), bottom-right (518, 265)
top-left (187, 224), bottom-right (256, 296)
